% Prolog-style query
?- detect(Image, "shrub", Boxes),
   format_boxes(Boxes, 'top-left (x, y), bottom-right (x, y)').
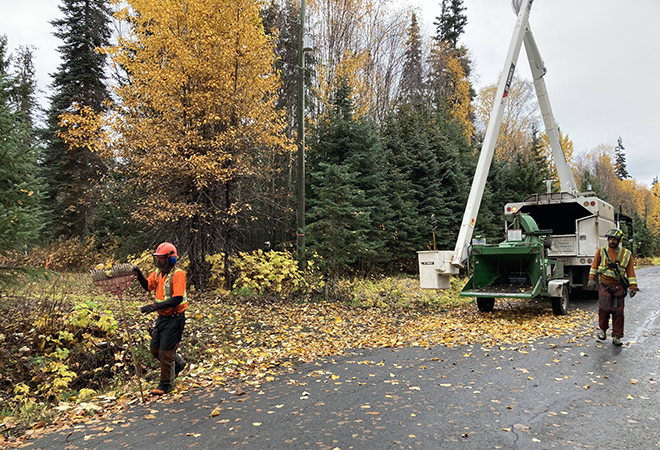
top-left (231, 250), bottom-right (324, 299)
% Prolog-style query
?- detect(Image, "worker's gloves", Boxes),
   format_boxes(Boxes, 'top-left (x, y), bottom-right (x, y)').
top-left (587, 279), bottom-right (597, 290)
top-left (133, 265), bottom-right (143, 277)
top-left (140, 303), bottom-right (157, 314)
top-left (629, 289), bottom-right (638, 298)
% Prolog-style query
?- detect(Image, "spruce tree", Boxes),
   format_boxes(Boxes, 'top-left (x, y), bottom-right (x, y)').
top-left (399, 13), bottom-right (425, 103)
top-left (433, 0), bottom-right (468, 49)
top-left (306, 77), bottom-right (389, 274)
top-left (42, 0), bottom-right (112, 239)
top-left (614, 136), bottom-right (630, 180)
top-left (0, 37), bottom-right (47, 282)
top-left (381, 103), bottom-right (431, 264)
top-left (430, 106), bottom-right (475, 245)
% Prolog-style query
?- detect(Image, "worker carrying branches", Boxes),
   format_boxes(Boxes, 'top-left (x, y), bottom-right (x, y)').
top-left (588, 229), bottom-right (639, 346)
top-left (134, 242), bottom-right (187, 395)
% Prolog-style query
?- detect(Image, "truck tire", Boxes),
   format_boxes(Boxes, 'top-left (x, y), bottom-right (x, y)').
top-left (551, 286), bottom-right (569, 316)
top-left (477, 297), bottom-right (495, 312)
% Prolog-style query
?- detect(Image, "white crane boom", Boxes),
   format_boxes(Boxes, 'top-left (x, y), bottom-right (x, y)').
top-left (449, 0), bottom-right (577, 268)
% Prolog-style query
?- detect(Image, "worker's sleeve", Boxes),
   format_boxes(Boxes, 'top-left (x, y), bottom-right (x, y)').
top-left (588, 250), bottom-right (601, 280)
top-left (170, 270), bottom-right (186, 297)
top-left (136, 269), bottom-right (149, 291)
top-left (155, 296), bottom-right (183, 309)
top-left (147, 271), bottom-right (157, 292)
top-left (625, 255), bottom-right (638, 290)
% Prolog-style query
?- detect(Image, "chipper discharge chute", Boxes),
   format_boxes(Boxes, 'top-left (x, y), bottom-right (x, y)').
top-left (459, 213), bottom-right (570, 315)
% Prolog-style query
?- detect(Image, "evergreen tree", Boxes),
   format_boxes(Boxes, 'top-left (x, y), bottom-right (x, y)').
top-left (428, 0), bottom-right (474, 138)
top-left (399, 13), bottom-right (425, 103)
top-left (381, 102), bottom-right (434, 264)
top-left (42, 0), bottom-right (112, 239)
top-left (9, 46), bottom-right (39, 129)
top-left (433, 0), bottom-right (468, 49)
top-left (429, 106), bottom-right (473, 247)
top-left (307, 77), bottom-right (389, 274)
top-left (632, 211), bottom-right (657, 258)
top-left (614, 136), bottom-right (630, 180)
top-left (0, 37), bottom-right (47, 283)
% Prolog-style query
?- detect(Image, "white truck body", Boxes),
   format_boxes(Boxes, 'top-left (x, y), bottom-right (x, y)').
top-left (503, 192), bottom-right (617, 289)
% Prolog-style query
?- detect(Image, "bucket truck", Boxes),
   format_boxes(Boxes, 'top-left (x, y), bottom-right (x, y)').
top-left (417, 0), bottom-right (630, 315)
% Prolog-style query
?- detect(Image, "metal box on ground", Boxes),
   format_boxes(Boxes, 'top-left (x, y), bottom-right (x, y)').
top-left (417, 250), bottom-right (459, 289)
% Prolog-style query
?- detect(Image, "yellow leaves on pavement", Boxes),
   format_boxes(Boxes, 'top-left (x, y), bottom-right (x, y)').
top-left (183, 296), bottom-right (595, 384)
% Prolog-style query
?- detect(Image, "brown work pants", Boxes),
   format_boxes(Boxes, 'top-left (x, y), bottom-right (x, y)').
top-left (598, 283), bottom-right (626, 338)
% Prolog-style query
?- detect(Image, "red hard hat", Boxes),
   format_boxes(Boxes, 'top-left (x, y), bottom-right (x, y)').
top-left (153, 242), bottom-right (178, 258)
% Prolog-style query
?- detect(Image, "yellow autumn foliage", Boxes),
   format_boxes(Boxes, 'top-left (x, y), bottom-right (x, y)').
top-left (106, 0), bottom-right (293, 226)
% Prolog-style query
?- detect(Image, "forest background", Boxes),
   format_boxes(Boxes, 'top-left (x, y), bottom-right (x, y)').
top-left (1, 0), bottom-right (660, 438)
top-left (2, 0), bottom-right (659, 287)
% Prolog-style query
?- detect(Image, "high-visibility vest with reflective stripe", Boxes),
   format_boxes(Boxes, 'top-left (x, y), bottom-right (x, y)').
top-left (595, 246), bottom-right (632, 285)
top-left (154, 267), bottom-right (187, 316)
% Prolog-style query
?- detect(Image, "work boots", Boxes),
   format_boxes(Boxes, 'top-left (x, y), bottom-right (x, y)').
top-left (612, 336), bottom-right (622, 346)
top-left (597, 329), bottom-right (606, 340)
top-left (150, 382), bottom-right (174, 395)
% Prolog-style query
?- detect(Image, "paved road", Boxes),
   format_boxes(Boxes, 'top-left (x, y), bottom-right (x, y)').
top-left (24, 267), bottom-right (660, 450)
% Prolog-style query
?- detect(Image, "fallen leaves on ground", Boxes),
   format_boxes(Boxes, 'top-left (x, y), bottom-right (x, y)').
top-left (2, 294), bottom-right (595, 447)
top-left (182, 296), bottom-right (594, 383)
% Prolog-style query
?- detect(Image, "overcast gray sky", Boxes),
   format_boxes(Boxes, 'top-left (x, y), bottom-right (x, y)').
top-left (1, 0), bottom-right (659, 187)
top-left (417, 0), bottom-right (660, 187)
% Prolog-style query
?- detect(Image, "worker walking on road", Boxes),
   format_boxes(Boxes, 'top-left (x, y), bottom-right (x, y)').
top-left (587, 229), bottom-right (638, 346)
top-left (134, 242), bottom-right (187, 394)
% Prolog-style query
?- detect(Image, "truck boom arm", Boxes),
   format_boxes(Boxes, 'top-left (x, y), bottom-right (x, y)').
top-left (450, 0), bottom-right (577, 267)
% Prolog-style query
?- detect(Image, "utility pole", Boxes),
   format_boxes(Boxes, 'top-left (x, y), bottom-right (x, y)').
top-left (296, 0), bottom-right (307, 271)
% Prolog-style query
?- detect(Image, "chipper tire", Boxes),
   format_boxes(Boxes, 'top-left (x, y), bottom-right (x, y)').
top-left (551, 286), bottom-right (569, 316)
top-left (477, 297), bottom-right (495, 312)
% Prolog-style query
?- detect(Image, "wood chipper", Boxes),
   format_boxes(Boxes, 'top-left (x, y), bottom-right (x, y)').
top-left (417, 0), bottom-right (630, 315)
top-left (459, 212), bottom-right (568, 315)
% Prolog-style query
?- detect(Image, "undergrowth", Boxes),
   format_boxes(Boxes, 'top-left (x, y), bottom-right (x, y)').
top-left (0, 251), bottom-right (467, 441)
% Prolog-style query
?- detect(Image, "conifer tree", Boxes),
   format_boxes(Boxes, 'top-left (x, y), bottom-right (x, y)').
top-left (0, 37), bottom-right (47, 281)
top-left (429, 106), bottom-right (473, 246)
top-left (433, 0), bottom-right (468, 49)
top-left (399, 13), bottom-right (425, 103)
top-left (614, 136), bottom-right (631, 180)
top-left (42, 0), bottom-right (112, 239)
top-left (381, 103), bottom-right (432, 263)
top-left (307, 77), bottom-right (389, 274)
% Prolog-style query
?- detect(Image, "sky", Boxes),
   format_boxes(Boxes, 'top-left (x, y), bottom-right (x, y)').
top-left (415, 0), bottom-right (660, 188)
top-left (1, 0), bottom-right (659, 187)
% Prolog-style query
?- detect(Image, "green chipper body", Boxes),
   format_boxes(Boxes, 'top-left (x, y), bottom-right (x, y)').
top-left (459, 213), bottom-right (569, 314)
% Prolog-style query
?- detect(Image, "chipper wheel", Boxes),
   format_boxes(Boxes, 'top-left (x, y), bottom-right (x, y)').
top-left (551, 286), bottom-right (569, 316)
top-left (477, 297), bottom-right (495, 312)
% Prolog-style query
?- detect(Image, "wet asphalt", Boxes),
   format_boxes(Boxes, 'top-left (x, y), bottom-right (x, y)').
top-left (22, 266), bottom-right (660, 450)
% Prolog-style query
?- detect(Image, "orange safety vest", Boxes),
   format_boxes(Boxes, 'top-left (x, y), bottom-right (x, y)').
top-left (153, 267), bottom-right (188, 316)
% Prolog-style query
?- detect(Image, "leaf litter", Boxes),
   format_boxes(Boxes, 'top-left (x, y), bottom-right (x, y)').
top-left (3, 295), bottom-right (595, 446)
